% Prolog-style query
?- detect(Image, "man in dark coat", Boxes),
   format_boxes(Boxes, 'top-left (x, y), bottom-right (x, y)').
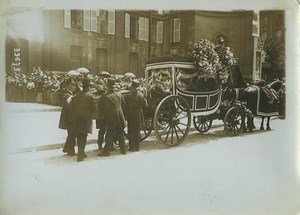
top-left (59, 78), bottom-right (77, 155)
top-left (98, 78), bottom-right (126, 156)
top-left (70, 77), bottom-right (97, 162)
top-left (124, 79), bottom-right (148, 151)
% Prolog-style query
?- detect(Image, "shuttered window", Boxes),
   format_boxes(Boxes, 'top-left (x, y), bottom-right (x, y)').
top-left (157, 21), bottom-right (163, 43)
top-left (91, 10), bottom-right (97, 32)
top-left (138, 17), bottom-right (149, 41)
top-left (64, 10), bottom-right (71, 28)
top-left (83, 10), bottom-right (91, 31)
top-left (108, 10), bottom-right (115, 34)
top-left (144, 18), bottom-right (149, 41)
top-left (173, 18), bottom-right (180, 42)
top-left (125, 13), bottom-right (130, 38)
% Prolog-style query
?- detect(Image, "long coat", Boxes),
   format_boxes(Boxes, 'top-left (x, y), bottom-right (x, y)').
top-left (70, 89), bottom-right (97, 134)
top-left (99, 91), bottom-right (126, 131)
top-left (124, 90), bottom-right (148, 128)
top-left (58, 89), bottom-right (73, 130)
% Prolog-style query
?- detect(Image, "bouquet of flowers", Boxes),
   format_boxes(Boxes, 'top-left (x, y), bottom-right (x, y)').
top-left (214, 43), bottom-right (236, 84)
top-left (191, 39), bottom-right (220, 79)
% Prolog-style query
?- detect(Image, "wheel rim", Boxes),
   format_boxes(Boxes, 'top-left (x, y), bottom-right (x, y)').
top-left (140, 118), bottom-right (152, 141)
top-left (224, 107), bottom-right (244, 135)
top-left (193, 115), bottom-right (212, 133)
top-left (123, 118), bottom-right (152, 141)
top-left (153, 95), bottom-right (191, 146)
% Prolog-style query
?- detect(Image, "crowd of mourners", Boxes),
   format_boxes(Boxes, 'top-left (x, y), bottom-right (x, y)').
top-left (58, 71), bottom-right (148, 162)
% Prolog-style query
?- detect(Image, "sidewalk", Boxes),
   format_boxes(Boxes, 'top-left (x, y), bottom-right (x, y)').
top-left (2, 102), bottom-right (98, 153)
top-left (2, 102), bottom-right (62, 112)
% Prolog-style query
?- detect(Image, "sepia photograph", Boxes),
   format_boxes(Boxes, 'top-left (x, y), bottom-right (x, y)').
top-left (0, 0), bottom-right (299, 214)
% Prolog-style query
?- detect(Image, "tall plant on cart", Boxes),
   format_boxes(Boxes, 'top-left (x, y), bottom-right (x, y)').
top-left (214, 38), bottom-right (237, 84)
top-left (190, 39), bottom-right (220, 80)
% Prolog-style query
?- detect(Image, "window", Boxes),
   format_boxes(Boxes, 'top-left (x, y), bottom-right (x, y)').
top-left (64, 10), bottom-right (71, 28)
top-left (71, 10), bottom-right (83, 30)
top-left (130, 16), bottom-right (138, 40)
top-left (157, 21), bottom-right (163, 43)
top-left (108, 10), bottom-right (115, 35)
top-left (125, 13), bottom-right (130, 38)
top-left (99, 10), bottom-right (107, 34)
top-left (139, 17), bottom-right (149, 41)
top-left (91, 10), bottom-right (97, 32)
top-left (172, 18), bottom-right (181, 42)
top-left (83, 10), bottom-right (91, 31)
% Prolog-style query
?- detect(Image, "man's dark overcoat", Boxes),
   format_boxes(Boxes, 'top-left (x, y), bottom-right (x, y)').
top-left (58, 89), bottom-right (74, 130)
top-left (100, 92), bottom-right (126, 131)
top-left (70, 89), bottom-right (97, 134)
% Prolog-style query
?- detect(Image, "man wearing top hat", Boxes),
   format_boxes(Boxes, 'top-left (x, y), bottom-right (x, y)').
top-left (70, 76), bottom-right (97, 162)
top-left (98, 78), bottom-right (127, 156)
top-left (124, 79), bottom-right (148, 151)
top-left (59, 78), bottom-right (77, 155)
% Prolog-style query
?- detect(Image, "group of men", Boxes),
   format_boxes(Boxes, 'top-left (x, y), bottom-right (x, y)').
top-left (58, 75), bottom-right (148, 162)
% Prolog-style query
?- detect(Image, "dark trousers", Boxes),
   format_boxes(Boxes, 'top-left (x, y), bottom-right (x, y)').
top-left (97, 124), bottom-right (106, 149)
top-left (103, 127), bottom-right (126, 155)
top-left (128, 120), bottom-right (141, 151)
top-left (77, 133), bottom-right (87, 158)
top-left (63, 129), bottom-right (76, 153)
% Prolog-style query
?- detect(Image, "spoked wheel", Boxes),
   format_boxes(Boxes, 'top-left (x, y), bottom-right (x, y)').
top-left (193, 115), bottom-right (213, 133)
top-left (123, 117), bottom-right (152, 141)
top-left (140, 117), bottom-right (153, 141)
top-left (224, 107), bottom-right (245, 135)
top-left (153, 95), bottom-right (191, 146)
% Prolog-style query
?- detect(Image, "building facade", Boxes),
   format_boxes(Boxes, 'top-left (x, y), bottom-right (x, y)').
top-left (6, 9), bottom-right (285, 81)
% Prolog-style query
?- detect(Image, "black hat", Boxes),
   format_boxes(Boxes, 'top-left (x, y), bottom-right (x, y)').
top-left (106, 78), bottom-right (116, 87)
top-left (82, 77), bottom-right (92, 88)
top-left (131, 79), bottom-right (141, 89)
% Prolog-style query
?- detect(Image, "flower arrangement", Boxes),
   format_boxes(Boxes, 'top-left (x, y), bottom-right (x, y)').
top-left (214, 43), bottom-right (236, 84)
top-left (191, 39), bottom-right (220, 80)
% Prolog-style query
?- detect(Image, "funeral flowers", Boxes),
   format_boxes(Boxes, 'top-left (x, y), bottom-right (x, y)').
top-left (191, 39), bottom-right (220, 79)
top-left (214, 43), bottom-right (236, 84)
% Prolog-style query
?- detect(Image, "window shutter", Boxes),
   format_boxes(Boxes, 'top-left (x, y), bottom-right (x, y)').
top-left (64, 10), bottom-right (71, 28)
top-left (125, 13), bottom-right (130, 38)
top-left (144, 18), bottom-right (149, 41)
top-left (108, 10), bottom-right (115, 35)
top-left (173, 18), bottom-right (180, 42)
top-left (84, 10), bottom-right (91, 31)
top-left (138, 17), bottom-right (145, 40)
top-left (91, 10), bottom-right (97, 32)
top-left (157, 21), bottom-right (163, 43)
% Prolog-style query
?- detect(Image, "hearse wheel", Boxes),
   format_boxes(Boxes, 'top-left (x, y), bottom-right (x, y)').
top-left (153, 95), bottom-right (191, 146)
top-left (193, 115), bottom-right (213, 133)
top-left (224, 107), bottom-right (245, 135)
top-left (123, 117), bottom-right (152, 141)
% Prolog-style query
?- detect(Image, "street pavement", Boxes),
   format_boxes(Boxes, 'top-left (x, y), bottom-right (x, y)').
top-left (1, 101), bottom-right (277, 154)
top-left (0, 113), bottom-right (299, 215)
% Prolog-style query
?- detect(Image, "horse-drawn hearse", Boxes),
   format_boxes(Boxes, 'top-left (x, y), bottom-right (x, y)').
top-left (133, 59), bottom-right (256, 147)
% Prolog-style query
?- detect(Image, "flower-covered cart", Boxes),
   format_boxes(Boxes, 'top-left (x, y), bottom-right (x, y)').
top-left (139, 39), bottom-right (251, 146)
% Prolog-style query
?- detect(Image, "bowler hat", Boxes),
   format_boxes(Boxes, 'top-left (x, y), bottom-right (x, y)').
top-left (99, 71), bottom-right (110, 77)
top-left (82, 77), bottom-right (92, 88)
top-left (106, 78), bottom-right (116, 87)
top-left (131, 79), bottom-right (141, 89)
